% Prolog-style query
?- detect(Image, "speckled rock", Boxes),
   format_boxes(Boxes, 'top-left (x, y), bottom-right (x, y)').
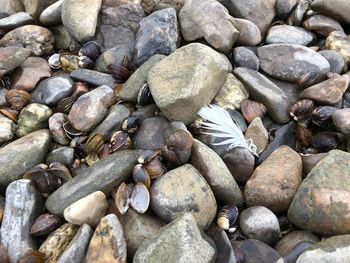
top-left (61, 0), bottom-right (102, 43)
top-left (148, 43), bottom-right (231, 125)
top-left (325, 31), bottom-right (350, 64)
top-left (245, 117), bottom-right (268, 153)
top-left (245, 146), bottom-right (302, 213)
top-left (319, 50), bottom-right (345, 74)
top-left (0, 129), bottom-right (51, 190)
top-left (0, 47), bottom-right (30, 77)
top-left (39, 0), bottom-right (63, 26)
top-left (0, 179), bottom-right (42, 263)
top-left (233, 47), bottom-right (259, 71)
top-left (275, 231), bottom-right (320, 256)
top-left (311, 0), bottom-right (350, 25)
top-left (0, 25), bottom-right (54, 56)
top-left (288, 150), bottom-right (350, 236)
top-left (0, 115), bottom-right (15, 144)
top-left (234, 18), bottom-right (262, 46)
top-left (0, 12), bottom-right (34, 29)
top-left (133, 213), bottom-right (216, 263)
top-left (303, 15), bottom-right (343, 37)
top-left (150, 164), bottom-right (217, 230)
top-left (266, 25), bottom-right (315, 46)
top-left (179, 0), bottom-right (238, 53)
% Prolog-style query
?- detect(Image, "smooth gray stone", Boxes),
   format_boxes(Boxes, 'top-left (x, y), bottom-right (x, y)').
top-left (0, 12), bottom-right (34, 29)
top-left (0, 46), bottom-right (30, 77)
top-left (234, 18), bottom-right (262, 46)
top-left (70, 68), bottom-right (116, 88)
top-left (303, 14), bottom-right (344, 37)
top-left (46, 146), bottom-right (75, 167)
top-left (0, 129), bottom-right (51, 191)
top-left (233, 67), bottom-right (290, 124)
top-left (276, 0), bottom-right (297, 20)
top-left (266, 25), bottom-right (315, 46)
top-left (39, 0), bottom-right (63, 26)
top-left (319, 50), bottom-right (345, 74)
top-left (31, 74), bottom-right (74, 106)
top-left (0, 179), bottom-right (43, 263)
top-left (233, 47), bottom-right (259, 70)
top-left (57, 223), bottom-right (93, 263)
top-left (311, 0), bottom-right (350, 25)
top-left (91, 104), bottom-right (131, 140)
top-left (45, 150), bottom-right (141, 216)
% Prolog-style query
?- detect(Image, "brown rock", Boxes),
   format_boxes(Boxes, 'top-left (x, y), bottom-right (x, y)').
top-left (245, 117), bottom-right (269, 153)
top-left (303, 15), bottom-right (344, 37)
top-left (245, 146), bottom-right (302, 213)
top-left (11, 57), bottom-right (51, 92)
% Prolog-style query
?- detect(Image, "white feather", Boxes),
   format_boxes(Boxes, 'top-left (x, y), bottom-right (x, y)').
top-left (198, 105), bottom-right (258, 156)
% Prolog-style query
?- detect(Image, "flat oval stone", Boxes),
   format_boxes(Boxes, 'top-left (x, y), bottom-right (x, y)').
top-left (266, 25), bottom-right (315, 46)
top-left (319, 50), bottom-right (345, 74)
top-left (11, 56), bottom-right (51, 92)
top-left (70, 68), bottom-right (116, 88)
top-left (31, 75), bottom-right (74, 106)
top-left (258, 44), bottom-right (330, 84)
top-left (303, 14), bottom-right (344, 37)
top-left (233, 47), bottom-right (259, 71)
top-left (0, 129), bottom-right (51, 191)
top-left (0, 12), bottom-right (34, 29)
top-left (234, 18), bottom-right (262, 46)
top-left (0, 47), bottom-right (30, 77)
top-left (311, 0), bottom-right (350, 25)
top-left (150, 164), bottom-right (217, 230)
top-left (275, 231), bottom-right (320, 256)
top-left (0, 25), bottom-right (54, 56)
top-left (39, 0), bottom-right (63, 26)
top-left (61, 0), bottom-right (102, 43)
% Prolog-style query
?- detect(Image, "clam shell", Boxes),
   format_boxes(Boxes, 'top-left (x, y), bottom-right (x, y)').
top-left (49, 162), bottom-right (72, 181)
top-left (0, 76), bottom-right (10, 89)
top-left (63, 121), bottom-right (83, 139)
top-left (56, 97), bottom-right (76, 115)
top-left (122, 116), bottom-right (139, 134)
top-left (133, 164), bottom-right (151, 189)
top-left (108, 56), bottom-right (130, 83)
top-left (30, 213), bottom-right (62, 236)
top-left (166, 129), bottom-right (193, 151)
top-left (0, 244), bottom-right (10, 263)
top-left (84, 133), bottom-right (104, 155)
top-left (109, 131), bottom-right (132, 153)
top-left (78, 41), bottom-right (102, 60)
top-left (217, 204), bottom-right (239, 230)
top-left (0, 107), bottom-right (18, 122)
top-left (295, 125), bottom-right (313, 147)
top-left (112, 182), bottom-right (130, 215)
top-left (289, 99), bottom-right (315, 121)
top-left (18, 250), bottom-right (44, 263)
top-left (48, 53), bottom-right (61, 69)
top-left (143, 158), bottom-right (165, 180)
top-left (5, 89), bottom-right (31, 111)
top-left (129, 182), bottom-right (150, 214)
top-left (78, 56), bottom-right (94, 69)
top-left (137, 149), bottom-right (160, 164)
top-left (240, 99), bottom-right (267, 123)
top-left (59, 54), bottom-right (79, 72)
top-left (311, 106), bottom-right (336, 125)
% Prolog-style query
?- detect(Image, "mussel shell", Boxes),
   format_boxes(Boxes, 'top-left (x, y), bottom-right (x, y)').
top-left (217, 204), bottom-right (239, 230)
top-left (0, 76), bottom-right (10, 89)
top-left (25, 169), bottom-right (63, 198)
top-left (49, 162), bottom-right (72, 181)
top-left (137, 83), bottom-right (154, 106)
top-left (311, 132), bottom-right (338, 152)
top-left (112, 182), bottom-right (130, 215)
top-left (133, 164), bottom-right (151, 189)
top-left (143, 158), bottom-right (165, 180)
top-left (311, 106), bottom-right (336, 125)
top-left (30, 213), bottom-right (62, 236)
top-left (84, 133), bottom-right (104, 155)
top-left (137, 149), bottom-right (160, 164)
top-left (0, 107), bottom-right (18, 122)
top-left (166, 129), bottom-right (193, 151)
top-left (63, 121), bottom-right (83, 139)
top-left (122, 116), bottom-right (139, 134)
top-left (289, 99), bottom-right (315, 121)
top-left (78, 56), bottom-right (94, 69)
top-left (240, 99), bottom-right (267, 123)
top-left (78, 41), bottom-right (102, 60)
top-left (59, 54), bottom-right (80, 72)
top-left (129, 182), bottom-right (150, 214)
top-left (56, 97), bottom-right (76, 114)
top-left (109, 131), bottom-right (132, 153)
top-left (48, 53), bottom-right (61, 69)
top-left (108, 56), bottom-right (130, 83)
top-left (295, 125), bottom-right (313, 146)
top-left (161, 147), bottom-right (182, 166)
top-left (18, 250), bottom-right (43, 263)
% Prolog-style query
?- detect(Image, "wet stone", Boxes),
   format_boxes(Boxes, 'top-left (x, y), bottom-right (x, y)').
top-left (301, 153), bottom-right (328, 176)
top-left (0, 115), bottom-right (16, 144)
top-left (39, 0), bottom-right (63, 26)
top-left (133, 213), bottom-right (216, 263)
top-left (70, 68), bottom-right (116, 88)
top-left (0, 12), bottom-right (34, 29)
top-left (56, 224), bottom-right (93, 263)
top-left (245, 117), bottom-right (269, 153)
top-left (0, 25), bottom-right (54, 56)
top-left (303, 15), bottom-right (344, 37)
top-left (31, 74), bottom-right (74, 106)
top-left (311, 0), bottom-right (350, 25)
top-left (233, 18), bottom-right (262, 46)
top-left (319, 50), bottom-right (345, 74)
top-left (325, 31), bottom-right (350, 65)
top-left (0, 129), bottom-right (51, 190)
top-left (276, 0), bottom-right (297, 20)
top-left (333, 108), bottom-right (350, 135)
top-left (11, 56), bottom-right (52, 92)
top-left (233, 47), bottom-right (259, 71)
top-left (150, 164), bottom-right (217, 230)
top-left (275, 231), bottom-right (320, 256)
top-left (85, 214), bottom-right (127, 263)
top-left (135, 8), bottom-right (178, 65)
top-left (0, 47), bottom-right (30, 77)
top-left (266, 25), bottom-right (315, 46)
top-left (179, 0), bottom-right (239, 53)
top-left (46, 147), bottom-right (75, 167)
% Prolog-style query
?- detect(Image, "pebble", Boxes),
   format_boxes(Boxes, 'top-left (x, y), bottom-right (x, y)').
top-left (325, 31), bottom-right (350, 65)
top-left (257, 44), bottom-right (330, 84)
top-left (21, 0), bottom-right (55, 20)
top-left (118, 54), bottom-right (165, 102)
top-left (31, 74), bottom-right (74, 106)
top-left (0, 129), bottom-right (51, 190)
top-left (0, 25), bottom-right (54, 56)
top-left (275, 230), bottom-right (320, 256)
top-left (16, 103), bottom-right (53, 137)
top-left (0, 12), bottom-right (34, 29)
top-left (0, 47), bottom-right (30, 77)
top-left (0, 179), bottom-right (42, 263)
top-left (119, 208), bottom-right (165, 259)
top-left (135, 8), bottom-right (178, 65)
top-left (301, 153), bottom-right (328, 175)
top-left (150, 164), bottom-right (217, 230)
top-left (288, 150), bottom-right (350, 235)
top-left (245, 146), bottom-right (302, 213)
top-left (61, 0), bottom-right (102, 43)
top-left (276, 0), bottom-right (297, 20)
top-left (91, 104), bottom-right (131, 140)
top-left (85, 214), bottom-right (127, 263)
top-left (56, 224), bottom-right (93, 263)
top-left (300, 74), bottom-right (350, 105)
top-left (68, 85), bottom-right (115, 133)
top-left (39, 0), bottom-right (63, 26)
top-left (50, 25), bottom-right (80, 51)
top-left (48, 113), bottom-right (70, 145)
top-left (64, 191), bottom-right (108, 227)
top-left (234, 67), bottom-right (291, 124)
top-left (148, 43), bottom-right (231, 125)
top-left (333, 108), bottom-right (350, 135)
top-left (245, 117), bottom-right (269, 153)
top-left (303, 15), bottom-right (344, 37)
top-left (45, 150), bottom-right (140, 216)
top-left (0, 115), bottom-right (16, 144)
top-left (70, 68), bottom-right (116, 88)
top-left (319, 50), bottom-right (345, 74)
top-left (179, 0), bottom-right (238, 53)
top-left (190, 139), bottom-right (243, 205)
top-left (266, 25), bottom-right (315, 46)
top-left (311, 0), bottom-right (350, 25)
top-left (11, 56), bottom-right (51, 92)
top-left (239, 206), bottom-right (280, 246)
top-left (296, 234), bottom-right (350, 263)
top-left (39, 223), bottom-right (79, 263)
top-left (46, 146), bottom-right (75, 167)
top-left (213, 73), bottom-right (249, 110)
top-left (133, 213), bottom-right (216, 263)
top-left (233, 18), bottom-right (262, 46)
top-left (222, 0), bottom-right (276, 36)
top-left (233, 47), bottom-right (260, 71)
